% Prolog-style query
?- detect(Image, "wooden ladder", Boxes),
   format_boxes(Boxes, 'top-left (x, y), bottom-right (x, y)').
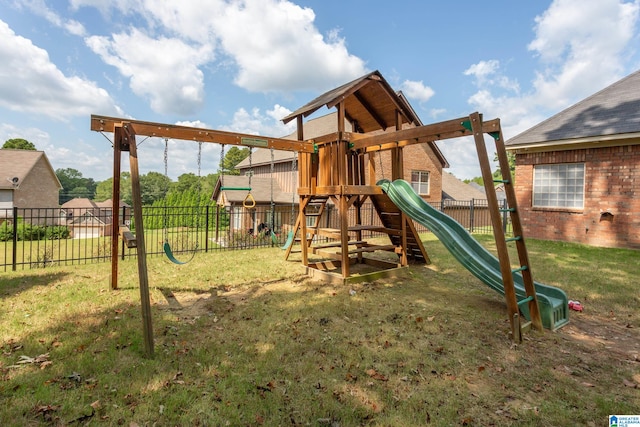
top-left (468, 112), bottom-right (543, 342)
top-left (284, 195), bottom-right (329, 260)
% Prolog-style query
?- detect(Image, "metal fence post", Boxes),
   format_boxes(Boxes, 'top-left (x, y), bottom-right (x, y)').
top-left (12, 207), bottom-right (18, 271)
top-left (502, 198), bottom-right (508, 233)
top-left (121, 206), bottom-right (126, 261)
top-left (470, 199), bottom-right (475, 233)
top-left (205, 205), bottom-right (210, 253)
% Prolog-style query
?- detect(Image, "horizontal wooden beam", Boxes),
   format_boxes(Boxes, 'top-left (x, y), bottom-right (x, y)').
top-left (91, 115), bottom-right (315, 153)
top-left (349, 115), bottom-right (500, 151)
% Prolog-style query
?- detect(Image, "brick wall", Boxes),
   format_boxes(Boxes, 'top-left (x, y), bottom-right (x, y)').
top-left (515, 144), bottom-right (640, 249)
top-left (374, 144), bottom-right (443, 202)
top-left (13, 157), bottom-right (61, 224)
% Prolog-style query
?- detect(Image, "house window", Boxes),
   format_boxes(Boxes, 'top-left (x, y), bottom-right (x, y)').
top-left (533, 163), bottom-right (584, 209)
top-left (411, 171), bottom-right (430, 195)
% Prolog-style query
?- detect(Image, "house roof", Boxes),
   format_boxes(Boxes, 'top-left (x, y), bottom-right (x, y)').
top-left (282, 70), bottom-right (421, 133)
top-left (212, 175), bottom-right (295, 205)
top-left (95, 199), bottom-right (131, 208)
top-left (61, 198), bottom-right (99, 209)
top-left (441, 172), bottom-right (486, 201)
top-left (506, 69), bottom-right (640, 149)
top-left (0, 149), bottom-right (62, 190)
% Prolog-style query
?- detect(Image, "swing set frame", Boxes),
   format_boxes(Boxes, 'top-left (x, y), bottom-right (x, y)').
top-left (92, 70), bottom-right (542, 356)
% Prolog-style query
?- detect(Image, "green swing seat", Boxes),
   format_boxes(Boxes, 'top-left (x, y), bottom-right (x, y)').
top-left (163, 241), bottom-right (197, 265)
top-left (280, 230), bottom-right (294, 250)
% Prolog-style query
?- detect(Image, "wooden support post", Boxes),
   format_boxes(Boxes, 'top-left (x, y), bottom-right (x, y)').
top-left (339, 195), bottom-right (350, 278)
top-left (469, 113), bottom-right (520, 341)
top-left (393, 110), bottom-right (404, 180)
top-left (110, 128), bottom-right (124, 290)
top-left (493, 124), bottom-right (543, 331)
top-left (122, 123), bottom-right (155, 358)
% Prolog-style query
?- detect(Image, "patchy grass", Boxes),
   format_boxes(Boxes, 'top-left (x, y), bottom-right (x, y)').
top-left (0, 236), bottom-right (638, 426)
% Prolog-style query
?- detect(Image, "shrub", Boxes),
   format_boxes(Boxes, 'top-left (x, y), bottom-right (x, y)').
top-left (46, 226), bottom-right (70, 240)
top-left (0, 221), bottom-right (11, 242)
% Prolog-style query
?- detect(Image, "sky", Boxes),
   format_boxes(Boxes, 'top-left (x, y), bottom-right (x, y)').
top-left (1, 0), bottom-right (639, 183)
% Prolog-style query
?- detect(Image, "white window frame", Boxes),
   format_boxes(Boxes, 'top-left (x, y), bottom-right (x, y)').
top-left (533, 163), bottom-right (585, 209)
top-left (411, 170), bottom-right (430, 195)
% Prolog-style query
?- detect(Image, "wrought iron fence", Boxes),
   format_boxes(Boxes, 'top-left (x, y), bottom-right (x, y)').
top-left (0, 199), bottom-right (507, 272)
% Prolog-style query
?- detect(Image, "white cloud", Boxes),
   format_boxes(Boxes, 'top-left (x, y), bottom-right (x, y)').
top-left (464, 60), bottom-right (520, 93)
top-left (17, 0), bottom-right (87, 36)
top-left (464, 0), bottom-right (639, 133)
top-left (85, 29), bottom-right (214, 116)
top-left (464, 60), bottom-right (500, 83)
top-left (75, 0), bottom-right (367, 98)
top-left (0, 123), bottom-right (50, 150)
top-left (451, 0), bottom-right (640, 180)
top-left (527, 0), bottom-right (640, 110)
top-left (211, 0), bottom-right (368, 93)
top-left (222, 104), bottom-right (295, 137)
top-left (175, 120), bottom-right (209, 129)
top-left (399, 80), bottom-right (435, 103)
top-left (0, 20), bottom-right (121, 120)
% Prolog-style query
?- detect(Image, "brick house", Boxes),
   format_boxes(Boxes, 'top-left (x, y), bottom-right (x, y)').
top-left (505, 69), bottom-right (640, 249)
top-left (0, 149), bottom-right (62, 223)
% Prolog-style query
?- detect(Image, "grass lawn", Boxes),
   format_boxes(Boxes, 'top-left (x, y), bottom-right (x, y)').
top-left (1, 234), bottom-right (638, 426)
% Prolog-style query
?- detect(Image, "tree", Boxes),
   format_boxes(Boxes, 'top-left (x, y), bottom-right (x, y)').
top-left (492, 151), bottom-right (516, 183)
top-left (463, 176), bottom-right (484, 186)
top-left (200, 173), bottom-right (219, 198)
top-left (2, 138), bottom-right (36, 150)
top-left (95, 174), bottom-right (133, 205)
top-left (139, 172), bottom-right (171, 205)
top-left (221, 146), bottom-right (250, 175)
top-left (94, 179), bottom-right (113, 202)
top-left (171, 173), bottom-right (199, 195)
top-left (56, 168), bottom-right (97, 204)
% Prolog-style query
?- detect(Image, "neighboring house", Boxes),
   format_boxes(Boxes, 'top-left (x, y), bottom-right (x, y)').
top-left (505, 69), bottom-right (640, 249)
top-left (0, 149), bottom-right (62, 223)
top-left (214, 109), bottom-right (450, 233)
top-left (61, 198), bottom-right (130, 238)
top-left (441, 172), bottom-right (486, 201)
top-left (95, 198), bottom-right (132, 226)
top-left (441, 172), bottom-right (493, 229)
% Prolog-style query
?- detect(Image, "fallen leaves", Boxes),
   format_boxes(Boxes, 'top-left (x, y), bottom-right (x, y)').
top-left (9, 353), bottom-right (51, 369)
top-left (365, 368), bottom-right (388, 382)
top-left (34, 404), bottom-right (59, 422)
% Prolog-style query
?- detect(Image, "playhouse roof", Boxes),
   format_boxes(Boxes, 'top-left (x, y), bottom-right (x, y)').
top-left (282, 70), bottom-right (420, 133)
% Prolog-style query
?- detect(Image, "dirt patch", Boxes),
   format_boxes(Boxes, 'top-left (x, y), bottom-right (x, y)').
top-left (561, 314), bottom-right (639, 364)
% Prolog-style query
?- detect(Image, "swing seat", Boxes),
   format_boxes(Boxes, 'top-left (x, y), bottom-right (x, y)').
top-left (280, 230), bottom-right (295, 250)
top-left (163, 241), bottom-right (196, 265)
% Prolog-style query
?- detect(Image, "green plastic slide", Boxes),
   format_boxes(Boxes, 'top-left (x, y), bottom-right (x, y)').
top-left (378, 179), bottom-right (568, 331)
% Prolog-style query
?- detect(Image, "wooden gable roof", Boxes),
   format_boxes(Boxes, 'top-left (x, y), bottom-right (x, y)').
top-left (282, 70), bottom-right (420, 133)
top-left (506, 69), bottom-right (640, 149)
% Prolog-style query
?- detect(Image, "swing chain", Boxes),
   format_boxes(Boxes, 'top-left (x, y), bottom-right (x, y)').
top-left (289, 152), bottom-right (297, 230)
top-left (219, 144), bottom-right (225, 188)
top-left (195, 141), bottom-right (202, 248)
top-left (270, 148), bottom-right (275, 232)
top-left (248, 147), bottom-right (253, 189)
top-left (163, 138), bottom-right (169, 241)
